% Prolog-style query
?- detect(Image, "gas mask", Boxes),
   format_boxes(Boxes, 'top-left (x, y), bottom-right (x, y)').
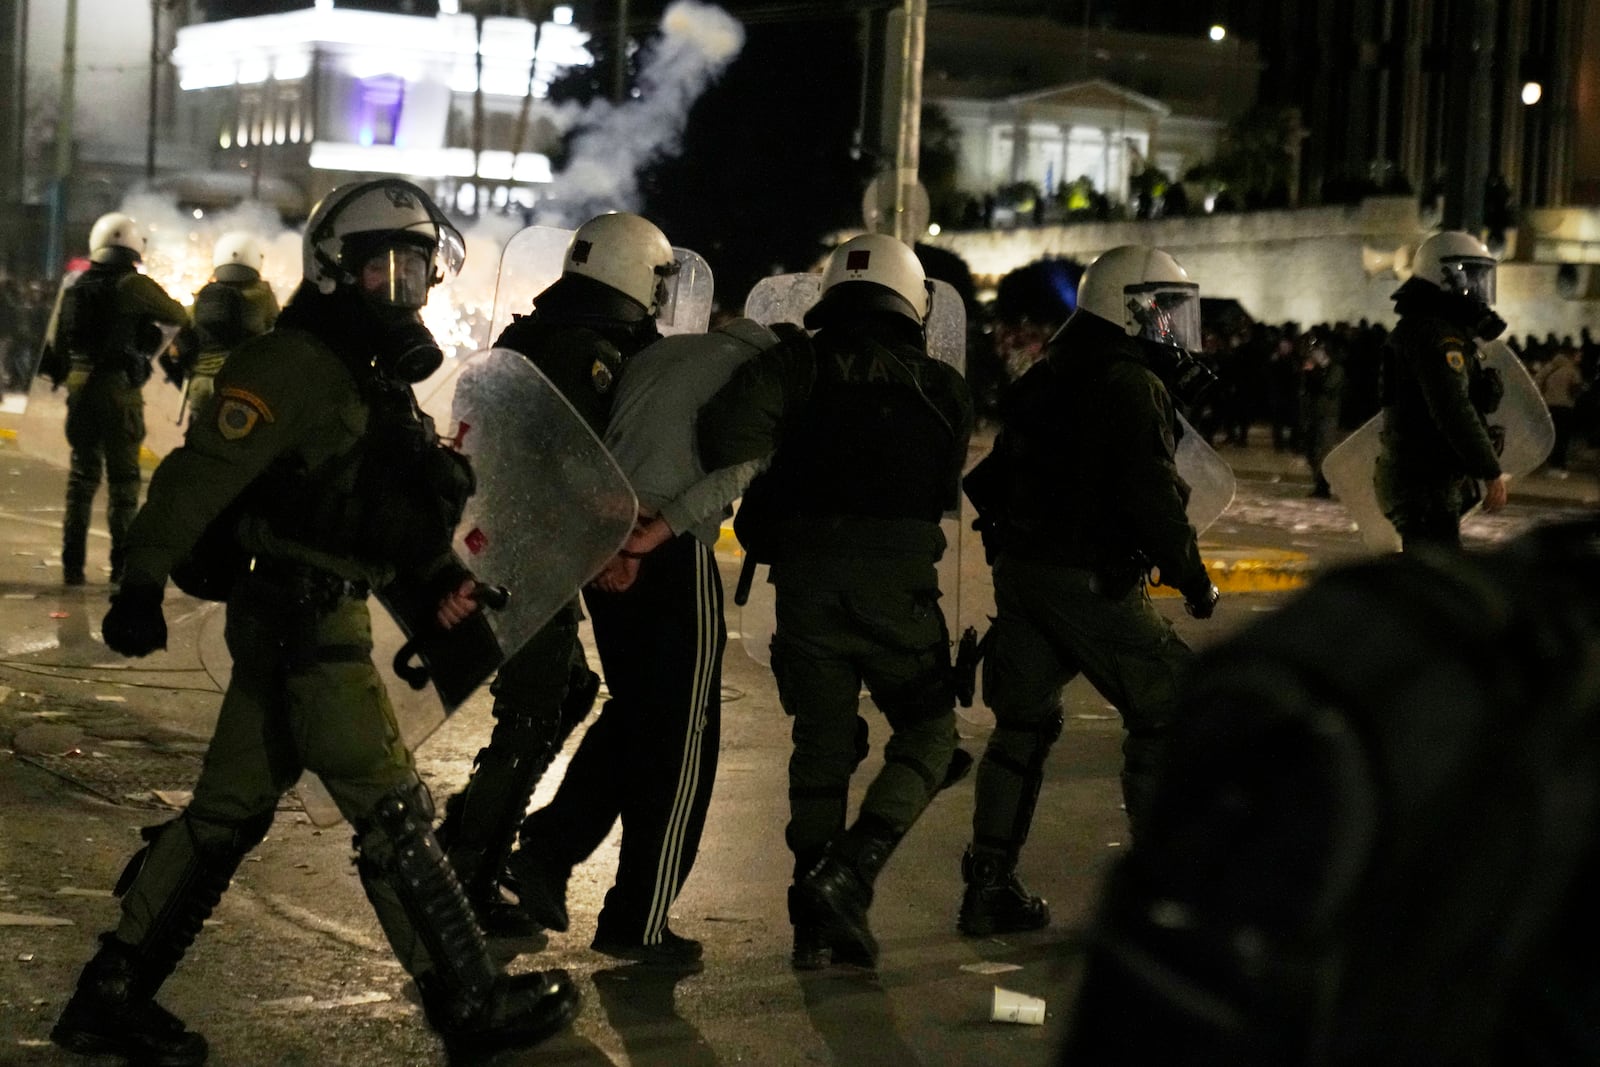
top-left (373, 314), bottom-right (445, 384)
top-left (358, 245), bottom-right (443, 383)
top-left (1139, 339), bottom-right (1219, 408)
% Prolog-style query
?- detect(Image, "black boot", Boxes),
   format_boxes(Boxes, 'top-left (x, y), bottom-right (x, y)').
top-left (787, 885), bottom-right (830, 971)
top-left (797, 817), bottom-right (901, 969)
top-left (957, 847), bottom-right (1050, 936)
top-left (504, 846), bottom-right (573, 933)
top-left (436, 745), bottom-right (548, 939)
top-left (358, 784), bottom-right (579, 1056)
top-left (51, 811), bottom-right (269, 1065)
top-left (51, 934), bottom-right (208, 1066)
top-left (418, 969), bottom-right (581, 1058)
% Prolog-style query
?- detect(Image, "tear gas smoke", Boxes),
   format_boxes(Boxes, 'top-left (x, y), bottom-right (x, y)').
top-left (535, 0), bottom-right (744, 225)
top-left (112, 2), bottom-right (743, 358)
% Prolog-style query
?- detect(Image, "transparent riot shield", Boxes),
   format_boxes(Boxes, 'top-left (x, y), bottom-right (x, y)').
top-left (1323, 339), bottom-right (1554, 554)
top-left (1478, 339), bottom-right (1556, 475)
top-left (1322, 417), bottom-right (1397, 552)
top-left (737, 274), bottom-right (968, 667)
top-left (487, 224), bottom-right (714, 343)
top-left (744, 274), bottom-right (967, 375)
top-left (140, 324), bottom-right (191, 461)
top-left (300, 347), bottom-right (638, 825)
top-left (1176, 412), bottom-right (1236, 535)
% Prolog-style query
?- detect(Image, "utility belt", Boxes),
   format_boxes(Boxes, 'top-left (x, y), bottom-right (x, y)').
top-left (248, 556), bottom-right (371, 611)
top-left (67, 349), bottom-right (152, 386)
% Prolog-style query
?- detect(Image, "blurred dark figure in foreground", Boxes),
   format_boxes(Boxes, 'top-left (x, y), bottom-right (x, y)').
top-left (1062, 518), bottom-right (1600, 1066)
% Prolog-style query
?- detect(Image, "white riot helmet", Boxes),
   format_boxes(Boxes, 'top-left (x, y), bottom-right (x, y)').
top-left (1411, 230), bottom-right (1496, 307)
top-left (1077, 245), bottom-right (1201, 351)
top-left (807, 233), bottom-right (932, 328)
top-left (563, 212), bottom-right (679, 316)
top-left (212, 231), bottom-right (266, 280)
top-left (88, 212), bottom-right (147, 264)
top-left (303, 178), bottom-right (464, 310)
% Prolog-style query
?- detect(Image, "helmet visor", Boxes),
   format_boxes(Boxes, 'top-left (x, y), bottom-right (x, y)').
top-left (1441, 256), bottom-right (1496, 306)
top-left (430, 218), bottom-right (466, 284)
top-left (651, 256), bottom-right (685, 326)
top-left (1127, 282), bottom-right (1201, 351)
top-left (362, 245), bottom-right (434, 311)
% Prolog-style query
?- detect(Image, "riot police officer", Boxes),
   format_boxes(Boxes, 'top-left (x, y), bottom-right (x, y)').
top-left (1376, 230), bottom-right (1509, 550)
top-left (958, 245), bottom-right (1218, 938)
top-left (49, 179), bottom-right (578, 1066)
top-left (39, 212), bottom-right (190, 585)
top-left (441, 211), bottom-right (675, 935)
top-left (699, 233), bottom-right (975, 971)
top-left (186, 231), bottom-right (280, 420)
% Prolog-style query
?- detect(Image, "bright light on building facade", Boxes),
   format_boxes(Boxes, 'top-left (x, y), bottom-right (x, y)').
top-left (171, 6), bottom-right (591, 183)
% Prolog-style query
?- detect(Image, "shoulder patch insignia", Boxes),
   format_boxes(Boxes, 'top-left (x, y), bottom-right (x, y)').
top-left (215, 387), bottom-right (274, 441)
top-left (218, 387), bottom-right (275, 422)
top-left (1445, 349), bottom-right (1466, 372)
top-left (591, 359), bottom-right (614, 395)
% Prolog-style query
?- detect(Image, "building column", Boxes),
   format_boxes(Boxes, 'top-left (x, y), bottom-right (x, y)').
top-left (1008, 113), bottom-right (1029, 184)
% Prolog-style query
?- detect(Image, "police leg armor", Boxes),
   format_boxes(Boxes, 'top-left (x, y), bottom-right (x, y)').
top-left (51, 809), bottom-right (273, 1065)
top-left (353, 782), bottom-right (579, 1056)
top-left (960, 709), bottom-right (1063, 937)
top-left (105, 469), bottom-right (141, 584)
top-left (437, 623), bottom-right (597, 936)
top-left (61, 446), bottom-right (102, 585)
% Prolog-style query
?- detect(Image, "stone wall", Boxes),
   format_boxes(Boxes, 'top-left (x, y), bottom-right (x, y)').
top-left (931, 196), bottom-right (1600, 340)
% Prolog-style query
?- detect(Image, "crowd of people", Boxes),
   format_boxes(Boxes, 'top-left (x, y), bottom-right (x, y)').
top-left (0, 275), bottom-right (55, 392)
top-left (1153, 314), bottom-right (1595, 491)
top-left (19, 183), bottom-right (1597, 1067)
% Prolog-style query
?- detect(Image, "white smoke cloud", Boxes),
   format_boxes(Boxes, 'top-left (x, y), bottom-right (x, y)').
top-left (102, 1), bottom-right (744, 356)
top-left (536, 0), bottom-right (745, 225)
top-left (116, 193), bottom-right (301, 307)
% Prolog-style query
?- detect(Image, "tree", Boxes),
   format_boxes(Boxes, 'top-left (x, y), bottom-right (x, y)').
top-left (920, 103), bottom-right (963, 228)
top-left (1184, 106), bottom-right (1294, 210)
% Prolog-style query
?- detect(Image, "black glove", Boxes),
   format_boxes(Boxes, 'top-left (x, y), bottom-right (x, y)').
top-left (1183, 581), bottom-right (1220, 620)
top-left (157, 351), bottom-right (185, 390)
top-left (102, 584), bottom-right (167, 657)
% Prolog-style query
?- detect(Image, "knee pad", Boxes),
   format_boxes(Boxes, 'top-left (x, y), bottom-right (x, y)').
top-left (355, 782), bottom-right (435, 870)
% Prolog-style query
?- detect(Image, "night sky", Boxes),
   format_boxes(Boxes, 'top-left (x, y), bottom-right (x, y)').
top-left (202, 0), bottom-right (1266, 42)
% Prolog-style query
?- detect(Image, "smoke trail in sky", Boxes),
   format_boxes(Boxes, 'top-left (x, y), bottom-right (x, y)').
top-left (537, 0), bottom-right (745, 225)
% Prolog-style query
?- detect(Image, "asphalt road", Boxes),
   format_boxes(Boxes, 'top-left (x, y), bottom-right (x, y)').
top-left (0, 438), bottom-right (1592, 1067)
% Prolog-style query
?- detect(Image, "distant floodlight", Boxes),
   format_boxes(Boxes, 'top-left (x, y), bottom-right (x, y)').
top-left (1522, 81), bottom-right (1543, 105)
top-left (1209, 24), bottom-right (1227, 42)
top-left (928, 223), bottom-right (942, 236)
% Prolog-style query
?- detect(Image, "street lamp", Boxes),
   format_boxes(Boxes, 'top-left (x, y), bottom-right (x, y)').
top-left (1209, 24), bottom-right (1226, 42)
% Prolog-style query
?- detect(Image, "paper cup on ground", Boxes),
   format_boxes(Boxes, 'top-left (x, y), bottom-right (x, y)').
top-left (991, 986), bottom-right (1045, 1025)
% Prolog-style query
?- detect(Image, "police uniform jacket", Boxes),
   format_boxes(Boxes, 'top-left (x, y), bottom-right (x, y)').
top-left (983, 311), bottom-right (1208, 597)
top-left (1379, 284), bottom-right (1502, 486)
top-left (45, 261), bottom-right (190, 386)
top-left (193, 277), bottom-right (281, 376)
top-left (493, 273), bottom-right (662, 435)
top-left (121, 286), bottom-right (465, 595)
top-left (698, 313), bottom-right (973, 589)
